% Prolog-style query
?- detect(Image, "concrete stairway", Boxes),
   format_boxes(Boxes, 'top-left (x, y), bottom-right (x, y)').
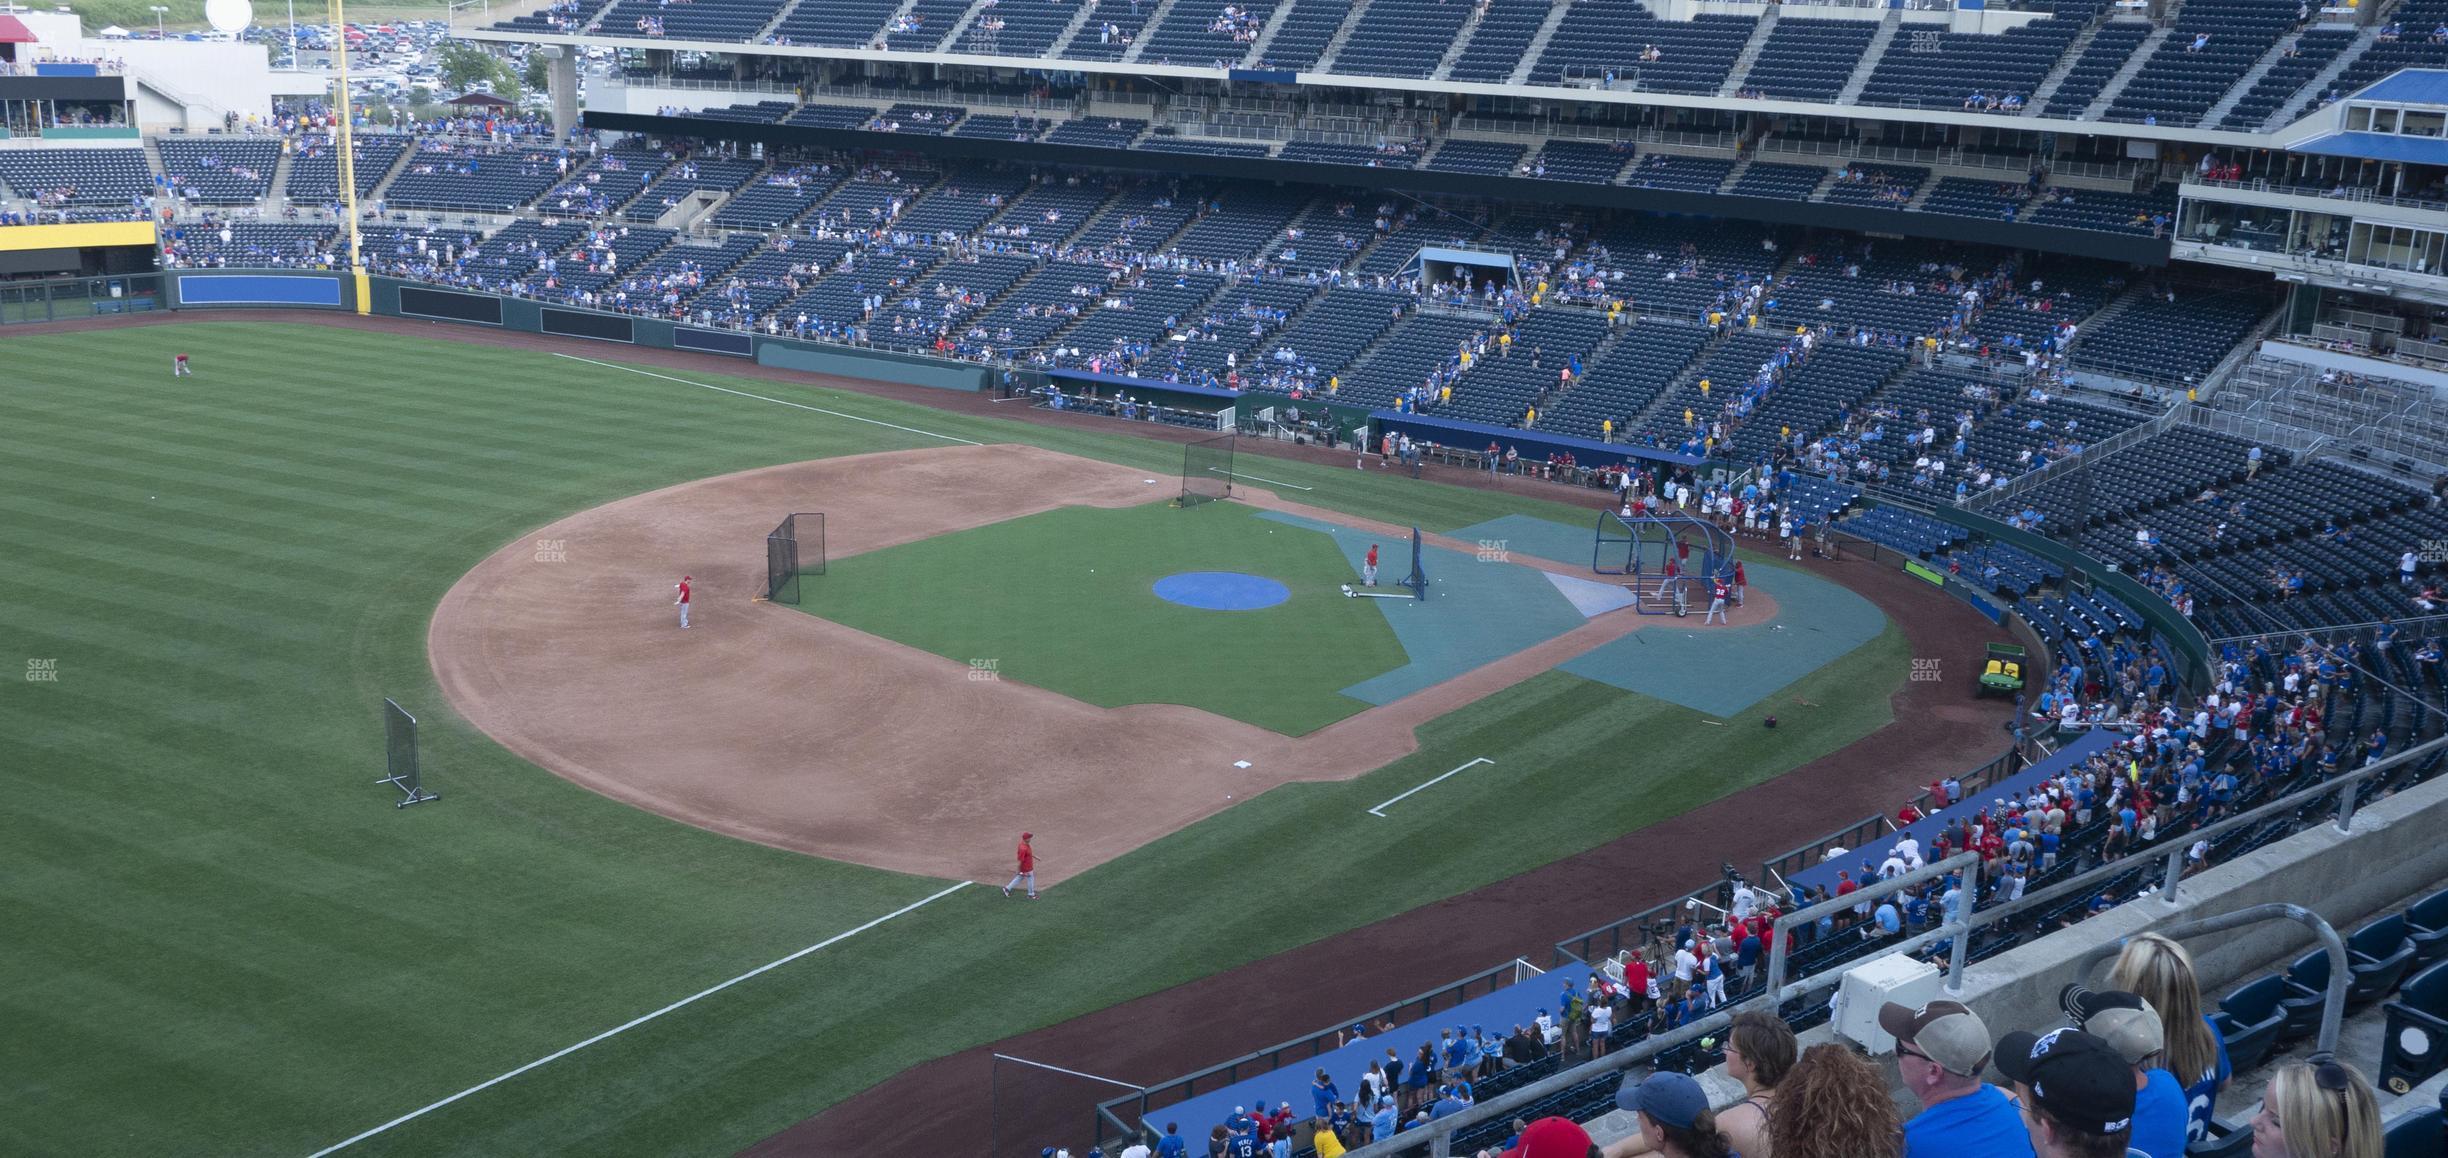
top-left (1508, 0), bottom-right (1575, 85)
top-left (2082, 25), bottom-right (2172, 119)
top-left (1312, 0), bottom-right (1381, 73)
top-left (1432, 0), bottom-right (1496, 81)
top-left (1240, 1), bottom-right (1300, 67)
top-left (2200, 33), bottom-right (2306, 128)
top-left (2263, 27), bottom-right (2377, 128)
top-left (1719, 8), bottom-right (1780, 97)
top-left (1120, 0), bottom-right (1188, 63)
top-left (2024, 17), bottom-right (2109, 115)
top-left (1835, 11), bottom-right (1904, 104)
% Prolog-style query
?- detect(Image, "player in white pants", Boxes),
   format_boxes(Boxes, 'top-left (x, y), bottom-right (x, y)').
top-left (1705, 578), bottom-right (1729, 625)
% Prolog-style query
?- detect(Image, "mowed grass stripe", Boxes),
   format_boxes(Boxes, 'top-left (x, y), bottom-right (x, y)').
top-left (0, 323), bottom-right (1912, 1156)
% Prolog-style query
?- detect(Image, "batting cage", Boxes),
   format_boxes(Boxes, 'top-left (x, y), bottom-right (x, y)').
top-left (377, 698), bottom-right (438, 807)
top-left (765, 512), bottom-right (825, 604)
top-left (1343, 525), bottom-right (1431, 602)
top-left (1180, 433), bottom-right (1235, 505)
top-left (1594, 509), bottom-right (1737, 617)
top-left (989, 1053), bottom-right (1143, 1158)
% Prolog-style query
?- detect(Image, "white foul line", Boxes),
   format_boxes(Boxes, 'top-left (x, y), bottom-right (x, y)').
top-left (991, 1053), bottom-right (1147, 1091)
top-left (550, 352), bottom-right (983, 446)
top-left (305, 881), bottom-right (972, 1157)
top-left (1367, 758), bottom-right (1495, 817)
top-left (1211, 468), bottom-right (1314, 492)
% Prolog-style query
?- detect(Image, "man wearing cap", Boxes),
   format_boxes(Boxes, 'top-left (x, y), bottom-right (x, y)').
top-left (1004, 832), bottom-right (1038, 899)
top-left (2063, 987), bottom-right (2187, 1158)
top-left (1881, 999), bottom-right (2035, 1158)
top-left (1993, 1028), bottom-right (2143, 1158)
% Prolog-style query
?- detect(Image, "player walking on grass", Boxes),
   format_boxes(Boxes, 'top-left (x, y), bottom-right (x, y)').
top-left (1365, 544), bottom-right (1380, 587)
top-left (675, 575), bottom-right (692, 628)
top-left (1004, 831), bottom-right (1038, 898)
top-left (173, 352), bottom-right (192, 377)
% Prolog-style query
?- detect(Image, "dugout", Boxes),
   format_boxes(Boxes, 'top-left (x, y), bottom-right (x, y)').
top-left (1042, 367), bottom-right (1235, 431)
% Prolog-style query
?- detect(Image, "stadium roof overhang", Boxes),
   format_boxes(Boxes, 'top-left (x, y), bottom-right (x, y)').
top-left (2349, 69), bottom-right (2448, 108)
top-left (462, 24), bottom-right (2295, 151)
top-left (2292, 131), bottom-right (2448, 167)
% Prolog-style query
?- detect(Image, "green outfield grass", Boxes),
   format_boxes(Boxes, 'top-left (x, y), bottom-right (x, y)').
top-left (810, 501), bottom-right (1406, 734)
top-left (0, 321), bottom-right (1908, 1156)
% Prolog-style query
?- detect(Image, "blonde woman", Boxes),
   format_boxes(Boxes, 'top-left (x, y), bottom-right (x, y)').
top-left (2107, 933), bottom-right (2231, 1146)
top-left (2250, 1055), bottom-right (2381, 1158)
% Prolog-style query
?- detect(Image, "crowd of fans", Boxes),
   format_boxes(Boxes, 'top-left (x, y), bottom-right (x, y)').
top-left (1098, 927), bottom-right (2391, 1157)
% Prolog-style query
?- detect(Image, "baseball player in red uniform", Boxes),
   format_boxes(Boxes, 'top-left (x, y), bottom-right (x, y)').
top-left (173, 353), bottom-right (192, 377)
top-left (1364, 544), bottom-right (1380, 587)
top-left (1706, 576), bottom-right (1730, 624)
top-left (1004, 832), bottom-right (1037, 899)
top-left (675, 575), bottom-right (692, 628)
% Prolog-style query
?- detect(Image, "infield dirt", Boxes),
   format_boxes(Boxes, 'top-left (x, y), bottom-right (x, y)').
top-left (427, 443), bottom-right (1781, 887)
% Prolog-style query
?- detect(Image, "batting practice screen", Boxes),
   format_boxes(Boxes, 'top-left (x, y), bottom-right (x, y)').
top-left (766, 512), bottom-right (825, 604)
top-left (1181, 433), bottom-right (1235, 505)
top-left (378, 697), bottom-right (438, 807)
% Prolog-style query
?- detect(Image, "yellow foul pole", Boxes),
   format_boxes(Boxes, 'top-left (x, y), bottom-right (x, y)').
top-left (331, 0), bottom-right (370, 313)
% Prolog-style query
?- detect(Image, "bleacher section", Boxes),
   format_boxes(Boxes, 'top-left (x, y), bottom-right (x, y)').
top-left (1526, 3), bottom-right (1755, 93)
top-left (0, 147), bottom-right (154, 208)
top-left (156, 137), bottom-right (281, 206)
top-left (1743, 18), bottom-right (1878, 101)
top-left (1855, 16), bottom-right (2084, 110)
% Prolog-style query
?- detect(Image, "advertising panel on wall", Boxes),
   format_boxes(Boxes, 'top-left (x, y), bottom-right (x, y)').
top-left (673, 327), bottom-right (754, 357)
top-left (397, 286), bottom-right (506, 325)
top-left (540, 307), bottom-right (635, 344)
top-left (175, 274), bottom-right (346, 308)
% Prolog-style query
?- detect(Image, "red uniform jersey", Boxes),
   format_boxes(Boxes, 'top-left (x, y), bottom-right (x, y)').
top-left (1015, 839), bottom-right (1034, 872)
top-left (676, 580), bottom-right (692, 604)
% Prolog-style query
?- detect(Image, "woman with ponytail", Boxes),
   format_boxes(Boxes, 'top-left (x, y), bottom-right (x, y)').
top-left (1610, 1071), bottom-right (1735, 1158)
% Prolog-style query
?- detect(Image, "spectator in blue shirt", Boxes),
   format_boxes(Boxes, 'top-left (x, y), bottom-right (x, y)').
top-left (1309, 1070), bottom-right (1339, 1120)
top-left (1369, 1098), bottom-right (1397, 1140)
top-left (1880, 1000), bottom-right (2034, 1158)
top-left (1154, 1122), bottom-right (1187, 1158)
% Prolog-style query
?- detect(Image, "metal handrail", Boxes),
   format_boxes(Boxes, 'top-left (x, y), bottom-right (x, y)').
top-left (2069, 903), bottom-right (2351, 1055)
top-left (1328, 734), bottom-right (2444, 1157)
top-left (2207, 612), bottom-right (2448, 645)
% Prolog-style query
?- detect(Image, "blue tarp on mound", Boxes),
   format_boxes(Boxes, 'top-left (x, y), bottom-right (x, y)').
top-left (1145, 963), bottom-right (1594, 1137)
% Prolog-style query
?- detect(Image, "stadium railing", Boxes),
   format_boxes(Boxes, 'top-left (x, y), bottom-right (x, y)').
top-left (1336, 734), bottom-right (2441, 1157)
top-left (1094, 958), bottom-right (1552, 1139)
top-left (1752, 741), bottom-right (2034, 889)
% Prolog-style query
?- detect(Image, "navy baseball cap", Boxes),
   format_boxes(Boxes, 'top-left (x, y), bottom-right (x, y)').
top-left (1614, 1071), bottom-right (1708, 1128)
top-left (1994, 1028), bottom-right (2136, 1137)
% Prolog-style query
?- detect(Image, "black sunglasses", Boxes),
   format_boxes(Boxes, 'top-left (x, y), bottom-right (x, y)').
top-left (2306, 1052), bottom-right (2353, 1093)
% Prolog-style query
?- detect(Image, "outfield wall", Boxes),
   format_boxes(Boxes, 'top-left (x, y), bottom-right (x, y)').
top-left (103, 270), bottom-right (995, 392)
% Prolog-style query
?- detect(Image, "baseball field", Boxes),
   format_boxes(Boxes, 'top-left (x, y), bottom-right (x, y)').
top-left (0, 318), bottom-right (2006, 1156)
